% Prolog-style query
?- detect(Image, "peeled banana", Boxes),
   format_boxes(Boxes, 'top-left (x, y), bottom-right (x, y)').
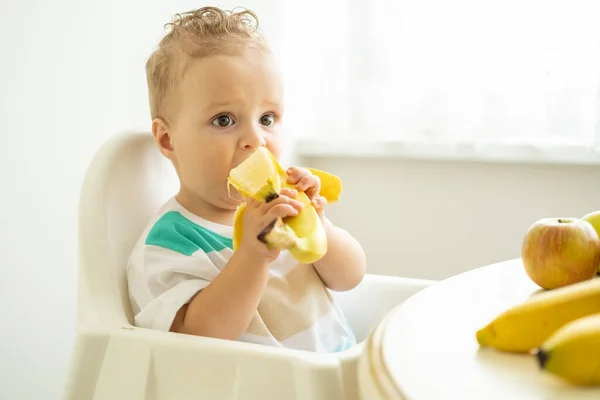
top-left (227, 147), bottom-right (342, 264)
top-left (536, 313), bottom-right (600, 385)
top-left (476, 277), bottom-right (600, 353)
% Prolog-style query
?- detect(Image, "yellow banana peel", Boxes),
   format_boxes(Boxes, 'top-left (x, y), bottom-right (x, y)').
top-left (227, 147), bottom-right (342, 264)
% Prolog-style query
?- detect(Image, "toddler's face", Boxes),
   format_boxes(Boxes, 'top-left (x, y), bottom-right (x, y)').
top-left (166, 50), bottom-right (284, 211)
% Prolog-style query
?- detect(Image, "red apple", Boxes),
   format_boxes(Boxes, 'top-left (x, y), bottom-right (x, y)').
top-left (521, 218), bottom-right (600, 289)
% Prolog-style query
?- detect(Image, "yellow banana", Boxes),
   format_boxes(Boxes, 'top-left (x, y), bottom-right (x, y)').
top-left (476, 277), bottom-right (600, 353)
top-left (305, 167), bottom-right (343, 203)
top-left (536, 313), bottom-right (600, 385)
top-left (227, 147), bottom-right (343, 264)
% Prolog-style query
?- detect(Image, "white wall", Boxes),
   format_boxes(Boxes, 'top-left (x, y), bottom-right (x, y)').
top-left (299, 156), bottom-right (600, 280)
top-left (3, 0), bottom-right (600, 399)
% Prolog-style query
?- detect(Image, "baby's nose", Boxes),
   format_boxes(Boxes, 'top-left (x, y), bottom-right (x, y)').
top-left (240, 128), bottom-right (266, 149)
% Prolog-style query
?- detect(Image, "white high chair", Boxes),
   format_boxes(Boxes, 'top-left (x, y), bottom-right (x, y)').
top-left (62, 131), bottom-right (435, 400)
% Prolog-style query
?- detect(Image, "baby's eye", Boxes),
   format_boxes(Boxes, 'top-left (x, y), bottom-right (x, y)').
top-left (260, 114), bottom-right (275, 127)
top-left (212, 114), bottom-right (234, 127)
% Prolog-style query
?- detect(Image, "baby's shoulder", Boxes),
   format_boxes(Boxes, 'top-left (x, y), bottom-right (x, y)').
top-left (127, 200), bottom-right (234, 276)
top-left (140, 208), bottom-right (231, 257)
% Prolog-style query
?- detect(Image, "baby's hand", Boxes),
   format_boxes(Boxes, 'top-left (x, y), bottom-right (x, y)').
top-left (240, 188), bottom-right (303, 262)
top-left (286, 167), bottom-right (327, 216)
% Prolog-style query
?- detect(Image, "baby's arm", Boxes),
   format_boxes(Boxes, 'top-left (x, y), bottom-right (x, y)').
top-left (170, 245), bottom-right (270, 340)
top-left (286, 167), bottom-right (366, 292)
top-left (170, 189), bottom-right (303, 340)
top-left (312, 217), bottom-right (367, 292)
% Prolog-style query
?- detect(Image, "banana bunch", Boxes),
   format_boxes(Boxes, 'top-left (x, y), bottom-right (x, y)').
top-left (227, 147), bottom-right (342, 264)
top-left (476, 276), bottom-right (600, 385)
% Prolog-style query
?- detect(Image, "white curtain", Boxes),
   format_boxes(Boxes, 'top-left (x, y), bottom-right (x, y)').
top-left (280, 0), bottom-right (600, 149)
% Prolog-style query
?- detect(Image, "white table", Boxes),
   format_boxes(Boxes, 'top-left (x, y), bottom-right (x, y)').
top-left (358, 259), bottom-right (600, 399)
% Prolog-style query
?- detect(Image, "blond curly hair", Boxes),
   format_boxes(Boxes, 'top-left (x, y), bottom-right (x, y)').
top-left (146, 7), bottom-right (269, 120)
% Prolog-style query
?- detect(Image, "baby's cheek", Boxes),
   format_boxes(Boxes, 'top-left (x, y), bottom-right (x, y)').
top-left (265, 137), bottom-right (283, 160)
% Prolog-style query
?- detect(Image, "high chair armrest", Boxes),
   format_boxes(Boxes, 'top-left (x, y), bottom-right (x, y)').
top-left (63, 324), bottom-right (360, 400)
top-left (330, 273), bottom-right (437, 342)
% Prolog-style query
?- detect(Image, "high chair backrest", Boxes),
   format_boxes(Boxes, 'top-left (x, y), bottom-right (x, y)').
top-left (77, 132), bottom-right (178, 327)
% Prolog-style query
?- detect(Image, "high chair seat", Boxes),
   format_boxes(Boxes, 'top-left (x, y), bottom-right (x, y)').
top-left (62, 131), bottom-right (435, 400)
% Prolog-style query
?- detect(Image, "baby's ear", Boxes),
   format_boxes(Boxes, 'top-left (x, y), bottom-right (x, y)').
top-left (152, 118), bottom-right (174, 158)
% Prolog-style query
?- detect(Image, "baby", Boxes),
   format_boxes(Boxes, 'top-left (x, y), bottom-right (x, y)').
top-left (127, 6), bottom-right (367, 353)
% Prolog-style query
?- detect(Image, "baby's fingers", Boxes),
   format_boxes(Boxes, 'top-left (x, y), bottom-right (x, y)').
top-left (259, 193), bottom-right (304, 213)
top-left (279, 188), bottom-right (298, 198)
top-left (312, 196), bottom-right (327, 214)
top-left (286, 167), bottom-right (309, 184)
top-left (265, 203), bottom-right (299, 221)
top-left (295, 174), bottom-right (315, 192)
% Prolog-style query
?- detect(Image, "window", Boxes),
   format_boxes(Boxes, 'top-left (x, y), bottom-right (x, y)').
top-left (280, 0), bottom-right (600, 152)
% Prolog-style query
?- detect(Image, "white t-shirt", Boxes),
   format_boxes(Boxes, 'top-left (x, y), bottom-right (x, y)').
top-left (126, 197), bottom-right (356, 353)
